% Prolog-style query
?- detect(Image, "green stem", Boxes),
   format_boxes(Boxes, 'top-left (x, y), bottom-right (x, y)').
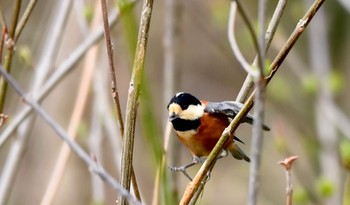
top-left (119, 0), bottom-right (154, 204)
top-left (0, 0), bottom-right (22, 112)
top-left (15, 0), bottom-right (38, 41)
top-left (344, 173), bottom-right (350, 205)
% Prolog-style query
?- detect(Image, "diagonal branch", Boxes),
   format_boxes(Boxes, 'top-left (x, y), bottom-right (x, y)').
top-left (180, 0), bottom-right (326, 203)
top-left (0, 9), bottom-right (122, 148)
top-left (236, 0), bottom-right (289, 103)
top-left (0, 65), bottom-right (142, 205)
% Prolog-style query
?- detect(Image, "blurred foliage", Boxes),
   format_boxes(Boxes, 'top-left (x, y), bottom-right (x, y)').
top-left (301, 74), bottom-right (318, 95)
top-left (268, 77), bottom-right (293, 103)
top-left (293, 187), bottom-right (309, 204)
top-left (340, 139), bottom-right (350, 170)
top-left (328, 70), bottom-right (344, 94)
top-left (316, 177), bottom-right (335, 198)
top-left (83, 4), bottom-right (94, 24)
top-left (16, 45), bottom-right (32, 67)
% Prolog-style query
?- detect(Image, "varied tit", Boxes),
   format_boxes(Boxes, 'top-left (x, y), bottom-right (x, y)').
top-left (167, 92), bottom-right (270, 180)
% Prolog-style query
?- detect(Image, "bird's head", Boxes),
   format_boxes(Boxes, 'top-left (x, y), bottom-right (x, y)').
top-left (167, 92), bottom-right (204, 122)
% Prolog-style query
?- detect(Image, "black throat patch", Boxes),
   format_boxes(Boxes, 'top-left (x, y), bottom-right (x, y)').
top-left (171, 118), bottom-right (200, 131)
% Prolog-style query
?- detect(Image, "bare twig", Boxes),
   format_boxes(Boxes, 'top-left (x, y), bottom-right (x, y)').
top-left (236, 0), bottom-right (289, 103)
top-left (14, 0), bottom-right (38, 41)
top-left (0, 25), bottom-right (7, 63)
top-left (0, 9), bottom-right (122, 148)
top-left (235, 0), bottom-right (264, 74)
top-left (278, 156), bottom-right (298, 205)
top-left (40, 2), bottom-right (100, 204)
top-left (119, 0), bottom-right (154, 204)
top-left (228, 1), bottom-right (257, 77)
top-left (0, 65), bottom-right (142, 205)
top-left (0, 113), bottom-right (8, 127)
top-left (0, 1), bottom-right (71, 203)
top-left (156, 0), bottom-right (182, 203)
top-left (180, 0), bottom-right (326, 203)
top-left (100, 0), bottom-right (141, 201)
top-left (0, 0), bottom-right (22, 112)
top-left (247, 0), bottom-right (267, 204)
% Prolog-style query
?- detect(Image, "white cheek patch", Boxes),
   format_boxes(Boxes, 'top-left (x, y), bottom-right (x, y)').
top-left (176, 130), bottom-right (197, 140)
top-left (180, 104), bottom-right (204, 120)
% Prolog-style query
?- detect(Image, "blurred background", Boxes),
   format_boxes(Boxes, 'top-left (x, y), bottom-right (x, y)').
top-left (0, 0), bottom-right (350, 204)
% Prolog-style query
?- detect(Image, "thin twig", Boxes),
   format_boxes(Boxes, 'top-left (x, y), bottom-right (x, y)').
top-left (235, 0), bottom-right (264, 74)
top-left (278, 156), bottom-right (298, 205)
top-left (119, 0), bottom-right (154, 204)
top-left (180, 0), bottom-right (326, 203)
top-left (0, 1), bottom-right (71, 203)
top-left (247, 0), bottom-right (267, 204)
top-left (0, 65), bottom-right (141, 205)
top-left (0, 8), bottom-right (123, 148)
top-left (40, 2), bottom-right (100, 204)
top-left (0, 25), bottom-right (7, 63)
top-left (0, 0), bottom-right (22, 112)
top-left (228, 1), bottom-right (257, 77)
top-left (157, 0), bottom-right (182, 203)
top-left (0, 113), bottom-right (8, 127)
top-left (100, 0), bottom-right (141, 201)
top-left (236, 0), bottom-right (289, 103)
top-left (14, 0), bottom-right (38, 42)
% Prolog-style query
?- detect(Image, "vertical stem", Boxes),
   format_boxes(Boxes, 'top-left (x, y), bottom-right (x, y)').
top-left (0, 0), bottom-right (22, 112)
top-left (285, 169), bottom-right (293, 205)
top-left (247, 0), bottom-right (266, 204)
top-left (119, 0), bottom-right (154, 204)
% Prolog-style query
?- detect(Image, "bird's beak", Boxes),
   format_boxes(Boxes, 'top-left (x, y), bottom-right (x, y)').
top-left (169, 112), bottom-right (178, 121)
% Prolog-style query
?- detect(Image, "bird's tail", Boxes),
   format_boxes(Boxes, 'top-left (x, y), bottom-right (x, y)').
top-left (228, 143), bottom-right (250, 162)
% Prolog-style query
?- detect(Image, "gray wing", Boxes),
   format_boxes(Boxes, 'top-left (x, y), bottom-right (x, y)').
top-left (204, 101), bottom-right (270, 131)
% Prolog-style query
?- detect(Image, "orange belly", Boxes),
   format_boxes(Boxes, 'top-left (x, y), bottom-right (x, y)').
top-left (176, 113), bottom-right (233, 157)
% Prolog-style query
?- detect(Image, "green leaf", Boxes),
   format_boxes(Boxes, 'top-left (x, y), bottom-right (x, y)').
top-left (301, 74), bottom-right (318, 94)
top-left (268, 77), bottom-right (292, 103)
top-left (17, 45), bottom-right (32, 66)
top-left (316, 177), bottom-right (335, 198)
top-left (340, 139), bottom-right (350, 171)
top-left (293, 187), bottom-right (309, 204)
top-left (83, 4), bottom-right (94, 24)
top-left (328, 70), bottom-right (344, 94)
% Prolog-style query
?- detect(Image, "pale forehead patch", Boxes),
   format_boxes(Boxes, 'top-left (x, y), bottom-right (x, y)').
top-left (176, 92), bottom-right (184, 97)
top-left (168, 103), bottom-right (182, 114)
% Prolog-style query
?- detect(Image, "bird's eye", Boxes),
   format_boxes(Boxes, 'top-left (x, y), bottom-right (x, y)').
top-left (181, 104), bottom-right (189, 110)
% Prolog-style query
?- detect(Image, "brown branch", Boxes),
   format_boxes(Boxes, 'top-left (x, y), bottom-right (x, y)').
top-left (100, 0), bottom-right (141, 201)
top-left (179, 0), bottom-right (326, 203)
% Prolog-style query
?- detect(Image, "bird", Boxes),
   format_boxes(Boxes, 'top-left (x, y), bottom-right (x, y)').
top-left (167, 92), bottom-right (270, 180)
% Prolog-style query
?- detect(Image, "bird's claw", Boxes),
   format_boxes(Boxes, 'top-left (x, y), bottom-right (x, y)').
top-left (169, 166), bottom-right (193, 181)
